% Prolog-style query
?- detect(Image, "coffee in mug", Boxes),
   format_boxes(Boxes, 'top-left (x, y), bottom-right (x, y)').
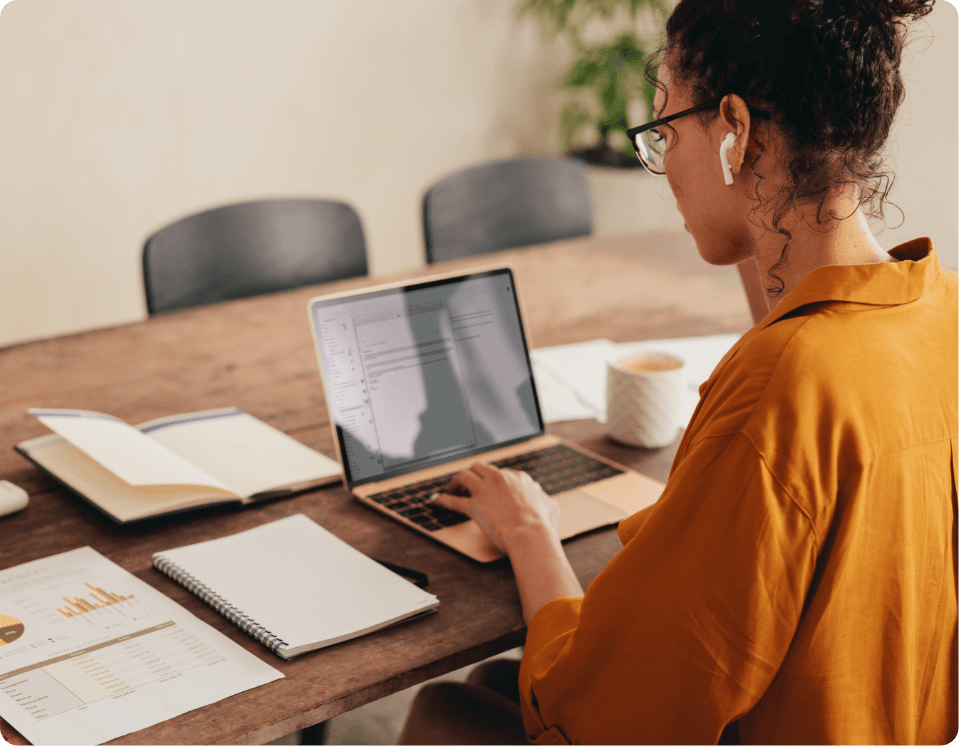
top-left (606, 352), bottom-right (684, 448)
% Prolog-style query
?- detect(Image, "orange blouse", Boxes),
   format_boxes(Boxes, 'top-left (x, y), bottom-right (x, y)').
top-left (519, 239), bottom-right (958, 744)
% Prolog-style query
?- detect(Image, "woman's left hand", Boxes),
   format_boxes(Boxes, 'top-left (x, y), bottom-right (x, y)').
top-left (431, 462), bottom-right (560, 554)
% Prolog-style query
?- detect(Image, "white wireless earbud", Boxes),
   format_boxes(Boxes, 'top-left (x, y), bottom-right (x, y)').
top-left (719, 132), bottom-right (736, 185)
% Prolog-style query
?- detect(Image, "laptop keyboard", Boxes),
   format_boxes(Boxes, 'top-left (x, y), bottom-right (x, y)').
top-left (367, 444), bottom-right (624, 532)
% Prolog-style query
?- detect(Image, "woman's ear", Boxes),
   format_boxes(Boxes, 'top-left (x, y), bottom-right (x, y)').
top-left (718, 94), bottom-right (751, 177)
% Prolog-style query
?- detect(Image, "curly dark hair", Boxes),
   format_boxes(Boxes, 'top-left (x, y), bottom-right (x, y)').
top-left (652, 0), bottom-right (935, 294)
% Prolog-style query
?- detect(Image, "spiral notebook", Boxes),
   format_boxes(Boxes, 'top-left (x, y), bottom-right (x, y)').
top-left (152, 514), bottom-right (439, 659)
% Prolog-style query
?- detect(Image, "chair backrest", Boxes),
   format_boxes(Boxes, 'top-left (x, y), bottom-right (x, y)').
top-left (143, 197), bottom-right (368, 314)
top-left (422, 156), bottom-right (594, 264)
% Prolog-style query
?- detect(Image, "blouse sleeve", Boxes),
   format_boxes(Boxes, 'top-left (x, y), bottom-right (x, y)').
top-left (518, 432), bottom-right (818, 744)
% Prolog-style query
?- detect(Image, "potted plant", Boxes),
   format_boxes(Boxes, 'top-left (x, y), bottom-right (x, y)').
top-left (518, 0), bottom-right (673, 168)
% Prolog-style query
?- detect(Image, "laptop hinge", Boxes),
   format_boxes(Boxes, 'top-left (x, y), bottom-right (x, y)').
top-left (353, 433), bottom-right (560, 497)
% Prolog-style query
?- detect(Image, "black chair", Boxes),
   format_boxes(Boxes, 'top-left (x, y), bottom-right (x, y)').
top-left (143, 197), bottom-right (368, 314)
top-left (422, 156), bottom-right (594, 264)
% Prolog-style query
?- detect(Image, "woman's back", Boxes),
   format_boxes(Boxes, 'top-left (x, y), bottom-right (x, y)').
top-left (677, 238), bottom-right (957, 743)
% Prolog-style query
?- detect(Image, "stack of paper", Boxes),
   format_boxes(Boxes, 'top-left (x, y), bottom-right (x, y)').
top-left (530, 333), bottom-right (740, 427)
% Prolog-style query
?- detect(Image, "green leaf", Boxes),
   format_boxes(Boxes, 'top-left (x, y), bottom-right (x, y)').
top-left (599, 81), bottom-right (628, 126)
top-left (563, 58), bottom-right (605, 88)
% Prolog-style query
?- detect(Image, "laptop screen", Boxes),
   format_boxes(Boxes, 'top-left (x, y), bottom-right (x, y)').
top-left (309, 268), bottom-right (544, 487)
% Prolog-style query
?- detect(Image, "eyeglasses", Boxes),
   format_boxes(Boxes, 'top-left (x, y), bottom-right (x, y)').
top-left (626, 100), bottom-right (771, 175)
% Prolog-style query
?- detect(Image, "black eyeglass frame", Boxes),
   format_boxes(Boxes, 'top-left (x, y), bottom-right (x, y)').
top-left (626, 99), bottom-right (772, 175)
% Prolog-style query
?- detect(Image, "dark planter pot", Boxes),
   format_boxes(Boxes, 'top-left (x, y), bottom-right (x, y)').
top-left (569, 145), bottom-right (643, 169)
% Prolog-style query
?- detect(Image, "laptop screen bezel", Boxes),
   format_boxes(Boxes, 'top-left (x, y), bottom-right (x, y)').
top-left (309, 267), bottom-right (547, 489)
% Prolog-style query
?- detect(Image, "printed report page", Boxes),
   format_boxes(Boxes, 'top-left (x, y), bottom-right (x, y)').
top-left (0, 547), bottom-right (282, 745)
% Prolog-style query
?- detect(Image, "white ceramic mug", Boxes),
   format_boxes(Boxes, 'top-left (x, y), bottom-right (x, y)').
top-left (606, 351), bottom-right (684, 448)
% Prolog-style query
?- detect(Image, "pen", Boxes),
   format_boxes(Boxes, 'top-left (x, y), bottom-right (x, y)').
top-left (371, 558), bottom-right (429, 588)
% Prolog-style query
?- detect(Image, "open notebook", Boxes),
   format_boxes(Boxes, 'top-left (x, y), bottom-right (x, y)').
top-left (16, 408), bottom-right (341, 523)
top-left (152, 514), bottom-right (439, 659)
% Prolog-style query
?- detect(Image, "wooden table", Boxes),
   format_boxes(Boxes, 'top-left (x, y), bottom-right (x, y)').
top-left (0, 230), bottom-right (751, 744)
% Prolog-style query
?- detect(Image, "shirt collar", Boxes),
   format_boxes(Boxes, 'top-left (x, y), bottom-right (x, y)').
top-left (760, 237), bottom-right (941, 326)
top-left (709, 238), bottom-right (941, 377)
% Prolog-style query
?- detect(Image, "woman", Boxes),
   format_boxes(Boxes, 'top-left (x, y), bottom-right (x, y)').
top-left (400, 0), bottom-right (957, 742)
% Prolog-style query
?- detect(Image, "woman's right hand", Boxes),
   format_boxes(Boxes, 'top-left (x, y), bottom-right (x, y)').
top-left (431, 462), bottom-right (560, 554)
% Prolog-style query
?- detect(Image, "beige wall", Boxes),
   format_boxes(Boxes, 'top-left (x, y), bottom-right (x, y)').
top-left (880, 0), bottom-right (958, 258)
top-left (0, 0), bottom-right (954, 348)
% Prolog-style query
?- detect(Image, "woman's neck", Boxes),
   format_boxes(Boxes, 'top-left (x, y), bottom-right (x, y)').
top-left (751, 203), bottom-right (894, 310)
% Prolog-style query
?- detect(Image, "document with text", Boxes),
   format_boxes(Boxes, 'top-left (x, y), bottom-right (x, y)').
top-left (0, 547), bottom-right (282, 745)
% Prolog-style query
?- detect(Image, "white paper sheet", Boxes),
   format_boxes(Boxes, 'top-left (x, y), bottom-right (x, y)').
top-left (530, 333), bottom-right (740, 427)
top-left (0, 547), bottom-right (282, 745)
top-left (530, 360), bottom-right (599, 423)
top-left (29, 410), bottom-right (227, 489)
top-left (530, 339), bottom-right (617, 422)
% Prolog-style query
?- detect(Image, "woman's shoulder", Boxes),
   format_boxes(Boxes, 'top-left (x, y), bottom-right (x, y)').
top-left (685, 312), bottom-right (819, 443)
top-left (688, 289), bottom-right (956, 472)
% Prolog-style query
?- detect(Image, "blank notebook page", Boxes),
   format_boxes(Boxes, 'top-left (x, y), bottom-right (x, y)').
top-left (153, 514), bottom-right (438, 652)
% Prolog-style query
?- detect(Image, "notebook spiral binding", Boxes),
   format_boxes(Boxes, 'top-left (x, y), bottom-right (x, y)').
top-left (153, 556), bottom-right (289, 653)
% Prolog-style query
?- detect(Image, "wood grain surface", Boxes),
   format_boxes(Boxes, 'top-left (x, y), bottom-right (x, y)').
top-left (0, 230), bottom-right (751, 744)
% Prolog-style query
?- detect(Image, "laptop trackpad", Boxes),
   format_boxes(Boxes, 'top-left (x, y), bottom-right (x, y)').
top-left (554, 490), bottom-right (628, 540)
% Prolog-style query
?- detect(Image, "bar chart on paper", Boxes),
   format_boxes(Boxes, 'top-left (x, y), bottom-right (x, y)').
top-left (56, 581), bottom-right (135, 617)
top-left (0, 547), bottom-right (281, 746)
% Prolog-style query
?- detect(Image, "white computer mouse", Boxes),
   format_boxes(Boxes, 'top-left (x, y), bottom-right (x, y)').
top-left (0, 481), bottom-right (28, 517)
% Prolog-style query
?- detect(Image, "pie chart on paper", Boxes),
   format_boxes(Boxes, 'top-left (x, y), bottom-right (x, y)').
top-left (0, 614), bottom-right (24, 645)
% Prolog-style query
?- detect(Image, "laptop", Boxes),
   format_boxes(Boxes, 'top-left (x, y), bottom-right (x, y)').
top-left (307, 267), bottom-right (665, 562)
